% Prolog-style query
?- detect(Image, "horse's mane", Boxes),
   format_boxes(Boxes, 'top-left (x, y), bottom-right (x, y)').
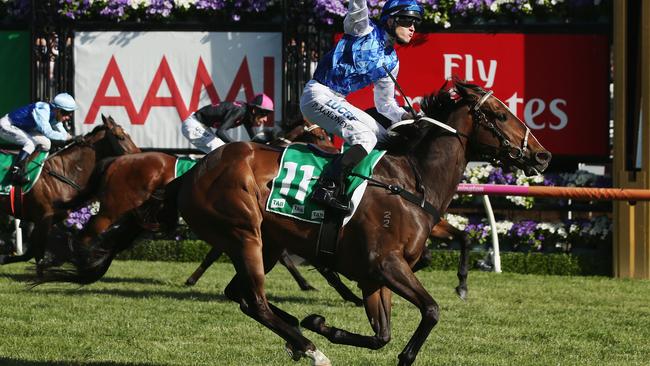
top-left (382, 77), bottom-right (486, 154)
top-left (420, 77), bottom-right (486, 119)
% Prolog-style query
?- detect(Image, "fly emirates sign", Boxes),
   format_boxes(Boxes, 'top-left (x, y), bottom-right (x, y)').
top-left (346, 33), bottom-right (609, 157)
top-left (74, 31), bottom-right (281, 149)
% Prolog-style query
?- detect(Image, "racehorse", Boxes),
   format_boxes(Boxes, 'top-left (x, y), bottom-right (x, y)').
top-left (160, 79), bottom-right (550, 365)
top-left (42, 79), bottom-right (550, 365)
top-left (0, 115), bottom-right (140, 271)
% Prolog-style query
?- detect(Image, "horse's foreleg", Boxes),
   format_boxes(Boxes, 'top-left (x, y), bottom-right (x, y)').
top-left (381, 255), bottom-right (439, 366)
top-left (279, 250), bottom-right (316, 291)
top-left (317, 266), bottom-right (363, 306)
top-left (185, 247), bottom-right (224, 286)
top-left (301, 284), bottom-right (392, 349)
top-left (444, 223), bottom-right (470, 301)
top-left (428, 219), bottom-right (469, 300)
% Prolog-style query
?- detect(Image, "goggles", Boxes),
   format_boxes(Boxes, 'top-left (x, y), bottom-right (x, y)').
top-left (394, 16), bottom-right (421, 28)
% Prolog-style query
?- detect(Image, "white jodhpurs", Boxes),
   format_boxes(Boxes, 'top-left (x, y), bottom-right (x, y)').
top-left (0, 114), bottom-right (52, 153)
top-left (181, 114), bottom-right (226, 153)
top-left (300, 80), bottom-right (387, 154)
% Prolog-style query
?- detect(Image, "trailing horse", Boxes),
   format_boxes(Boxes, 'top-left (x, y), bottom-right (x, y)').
top-left (0, 115), bottom-right (140, 272)
top-left (36, 119), bottom-right (344, 287)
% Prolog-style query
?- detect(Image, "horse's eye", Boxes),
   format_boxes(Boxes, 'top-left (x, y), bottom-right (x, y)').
top-left (496, 112), bottom-right (508, 122)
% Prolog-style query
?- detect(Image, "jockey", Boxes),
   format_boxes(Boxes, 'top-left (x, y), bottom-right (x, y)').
top-left (300, 0), bottom-right (423, 212)
top-left (181, 93), bottom-right (275, 153)
top-left (0, 92), bottom-right (77, 185)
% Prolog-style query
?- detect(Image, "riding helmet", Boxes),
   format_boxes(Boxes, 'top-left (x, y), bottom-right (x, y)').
top-left (249, 94), bottom-right (274, 112)
top-left (380, 0), bottom-right (424, 24)
top-left (52, 93), bottom-right (78, 111)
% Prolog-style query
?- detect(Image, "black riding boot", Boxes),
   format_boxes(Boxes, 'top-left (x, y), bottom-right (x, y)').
top-left (312, 144), bottom-right (368, 213)
top-left (8, 150), bottom-right (30, 186)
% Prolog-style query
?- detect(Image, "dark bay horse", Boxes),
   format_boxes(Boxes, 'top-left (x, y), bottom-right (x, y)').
top-left (41, 80), bottom-right (550, 365)
top-left (156, 80), bottom-right (550, 365)
top-left (0, 115), bottom-right (140, 270)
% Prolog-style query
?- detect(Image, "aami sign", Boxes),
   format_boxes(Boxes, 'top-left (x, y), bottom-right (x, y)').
top-left (74, 31), bottom-right (282, 149)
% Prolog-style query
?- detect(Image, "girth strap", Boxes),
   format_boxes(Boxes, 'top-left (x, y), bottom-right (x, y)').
top-left (350, 172), bottom-right (440, 223)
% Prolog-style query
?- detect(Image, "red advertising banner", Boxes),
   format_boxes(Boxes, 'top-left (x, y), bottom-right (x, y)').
top-left (345, 33), bottom-right (609, 158)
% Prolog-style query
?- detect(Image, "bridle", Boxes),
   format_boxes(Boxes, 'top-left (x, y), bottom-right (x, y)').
top-left (467, 90), bottom-right (530, 164)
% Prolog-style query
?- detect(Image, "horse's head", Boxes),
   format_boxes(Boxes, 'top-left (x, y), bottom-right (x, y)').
top-left (274, 118), bottom-right (335, 149)
top-left (422, 78), bottom-right (551, 175)
top-left (80, 115), bottom-right (141, 157)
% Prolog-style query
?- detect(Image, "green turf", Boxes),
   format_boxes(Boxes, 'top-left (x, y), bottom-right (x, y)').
top-left (1, 261), bottom-right (649, 366)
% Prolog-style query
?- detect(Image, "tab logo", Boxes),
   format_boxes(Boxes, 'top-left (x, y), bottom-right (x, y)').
top-left (311, 210), bottom-right (325, 220)
top-left (270, 198), bottom-right (286, 209)
top-left (292, 205), bottom-right (305, 214)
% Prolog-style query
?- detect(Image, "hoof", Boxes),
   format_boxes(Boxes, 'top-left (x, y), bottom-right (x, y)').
top-left (185, 277), bottom-right (197, 286)
top-left (301, 314), bottom-right (326, 333)
top-left (455, 286), bottom-right (468, 301)
top-left (284, 343), bottom-right (303, 361)
top-left (305, 349), bottom-right (331, 366)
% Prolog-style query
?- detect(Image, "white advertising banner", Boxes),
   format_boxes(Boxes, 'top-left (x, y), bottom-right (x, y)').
top-left (73, 31), bottom-right (282, 149)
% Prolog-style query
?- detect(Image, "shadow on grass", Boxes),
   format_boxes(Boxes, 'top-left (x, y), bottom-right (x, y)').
top-left (31, 286), bottom-right (348, 306)
top-left (0, 272), bottom-right (37, 283)
top-left (0, 358), bottom-right (164, 366)
top-left (96, 276), bottom-right (170, 285)
top-left (0, 273), bottom-right (172, 288)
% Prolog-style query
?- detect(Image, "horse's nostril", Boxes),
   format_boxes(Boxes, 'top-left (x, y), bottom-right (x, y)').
top-left (535, 151), bottom-right (552, 164)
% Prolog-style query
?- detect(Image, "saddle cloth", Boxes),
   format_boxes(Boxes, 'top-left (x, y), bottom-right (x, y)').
top-left (0, 151), bottom-right (49, 194)
top-left (174, 156), bottom-right (198, 178)
top-left (266, 144), bottom-right (385, 224)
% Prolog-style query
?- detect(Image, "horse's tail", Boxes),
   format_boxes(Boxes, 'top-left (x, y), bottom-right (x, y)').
top-left (33, 215), bottom-right (143, 285)
top-left (54, 156), bottom-right (118, 210)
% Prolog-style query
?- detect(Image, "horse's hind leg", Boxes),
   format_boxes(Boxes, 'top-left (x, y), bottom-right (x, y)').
top-left (185, 247), bottom-right (223, 286)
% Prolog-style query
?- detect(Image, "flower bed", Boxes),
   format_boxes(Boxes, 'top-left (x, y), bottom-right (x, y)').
top-left (0, 0), bottom-right (610, 25)
top-left (456, 163), bottom-right (612, 208)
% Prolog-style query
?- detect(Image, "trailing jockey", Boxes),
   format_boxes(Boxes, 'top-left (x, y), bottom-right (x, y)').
top-left (181, 93), bottom-right (276, 153)
top-left (0, 92), bottom-right (78, 185)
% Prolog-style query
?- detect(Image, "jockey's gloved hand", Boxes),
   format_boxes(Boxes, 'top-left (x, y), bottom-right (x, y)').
top-left (69, 135), bottom-right (85, 144)
top-left (401, 108), bottom-right (424, 121)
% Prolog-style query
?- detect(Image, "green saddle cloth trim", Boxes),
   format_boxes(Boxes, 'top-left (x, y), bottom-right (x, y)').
top-left (0, 151), bottom-right (49, 195)
top-left (266, 144), bottom-right (385, 223)
top-left (175, 157), bottom-right (198, 178)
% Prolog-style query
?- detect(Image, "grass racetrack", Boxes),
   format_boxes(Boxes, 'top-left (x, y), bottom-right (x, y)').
top-left (1, 260), bottom-right (650, 366)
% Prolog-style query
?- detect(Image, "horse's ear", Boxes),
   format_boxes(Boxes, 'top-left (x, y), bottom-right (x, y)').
top-left (101, 114), bottom-right (107, 124)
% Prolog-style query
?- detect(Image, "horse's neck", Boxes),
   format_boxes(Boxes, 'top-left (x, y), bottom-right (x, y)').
top-left (48, 146), bottom-right (99, 185)
top-left (414, 133), bottom-right (468, 212)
